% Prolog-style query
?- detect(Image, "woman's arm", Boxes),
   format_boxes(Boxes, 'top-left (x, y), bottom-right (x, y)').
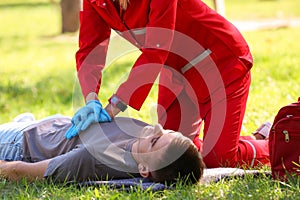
top-left (76, 0), bottom-right (111, 100)
top-left (0, 159), bottom-right (50, 182)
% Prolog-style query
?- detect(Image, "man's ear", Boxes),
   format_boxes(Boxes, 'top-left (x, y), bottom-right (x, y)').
top-left (138, 163), bottom-right (150, 178)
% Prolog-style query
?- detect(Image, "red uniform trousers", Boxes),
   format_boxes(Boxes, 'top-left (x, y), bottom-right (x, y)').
top-left (158, 71), bottom-right (270, 168)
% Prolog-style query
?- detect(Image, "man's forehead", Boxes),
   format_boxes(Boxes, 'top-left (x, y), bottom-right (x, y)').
top-left (159, 131), bottom-right (181, 144)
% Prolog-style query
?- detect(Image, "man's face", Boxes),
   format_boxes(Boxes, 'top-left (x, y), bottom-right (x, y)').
top-left (136, 124), bottom-right (181, 161)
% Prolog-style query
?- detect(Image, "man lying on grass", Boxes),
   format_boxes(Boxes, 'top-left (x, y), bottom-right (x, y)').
top-left (0, 114), bottom-right (204, 184)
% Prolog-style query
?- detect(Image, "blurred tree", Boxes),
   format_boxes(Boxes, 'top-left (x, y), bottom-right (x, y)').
top-left (213, 0), bottom-right (226, 16)
top-left (60, 0), bottom-right (81, 33)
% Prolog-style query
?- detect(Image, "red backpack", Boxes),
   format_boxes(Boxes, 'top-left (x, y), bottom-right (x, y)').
top-left (269, 97), bottom-right (300, 180)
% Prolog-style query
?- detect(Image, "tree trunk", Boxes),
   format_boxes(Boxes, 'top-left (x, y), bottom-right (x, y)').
top-left (60, 0), bottom-right (81, 33)
top-left (213, 0), bottom-right (226, 17)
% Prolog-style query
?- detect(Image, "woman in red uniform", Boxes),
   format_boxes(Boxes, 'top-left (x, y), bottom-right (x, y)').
top-left (66, 0), bottom-right (270, 168)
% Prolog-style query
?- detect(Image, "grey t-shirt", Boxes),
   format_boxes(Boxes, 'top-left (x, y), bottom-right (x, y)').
top-left (22, 117), bottom-right (148, 182)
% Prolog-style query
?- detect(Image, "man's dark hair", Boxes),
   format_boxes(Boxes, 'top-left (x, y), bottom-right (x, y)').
top-left (149, 136), bottom-right (204, 184)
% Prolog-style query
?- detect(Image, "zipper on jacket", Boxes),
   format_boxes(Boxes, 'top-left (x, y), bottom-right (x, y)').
top-left (282, 130), bottom-right (290, 142)
top-left (122, 21), bottom-right (142, 47)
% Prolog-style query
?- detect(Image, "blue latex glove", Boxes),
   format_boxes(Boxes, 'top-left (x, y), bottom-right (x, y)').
top-left (65, 100), bottom-right (112, 139)
top-left (65, 124), bottom-right (79, 140)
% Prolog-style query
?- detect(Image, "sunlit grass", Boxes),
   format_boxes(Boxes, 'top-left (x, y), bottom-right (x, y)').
top-left (241, 27), bottom-right (300, 134)
top-left (202, 0), bottom-right (300, 20)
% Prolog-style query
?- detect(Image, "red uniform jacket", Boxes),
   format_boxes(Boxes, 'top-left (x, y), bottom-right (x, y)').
top-left (76, 0), bottom-right (253, 110)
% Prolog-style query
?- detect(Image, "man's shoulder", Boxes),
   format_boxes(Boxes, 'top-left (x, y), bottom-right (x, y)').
top-left (102, 117), bottom-right (149, 136)
top-left (81, 117), bottom-right (148, 143)
top-left (114, 117), bottom-right (149, 127)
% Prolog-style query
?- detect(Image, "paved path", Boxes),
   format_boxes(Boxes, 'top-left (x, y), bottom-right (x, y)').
top-left (233, 18), bottom-right (300, 31)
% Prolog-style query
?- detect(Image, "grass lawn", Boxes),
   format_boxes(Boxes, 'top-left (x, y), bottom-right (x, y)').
top-left (1, 0), bottom-right (300, 199)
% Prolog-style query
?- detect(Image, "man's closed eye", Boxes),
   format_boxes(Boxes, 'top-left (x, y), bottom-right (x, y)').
top-left (151, 136), bottom-right (161, 147)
